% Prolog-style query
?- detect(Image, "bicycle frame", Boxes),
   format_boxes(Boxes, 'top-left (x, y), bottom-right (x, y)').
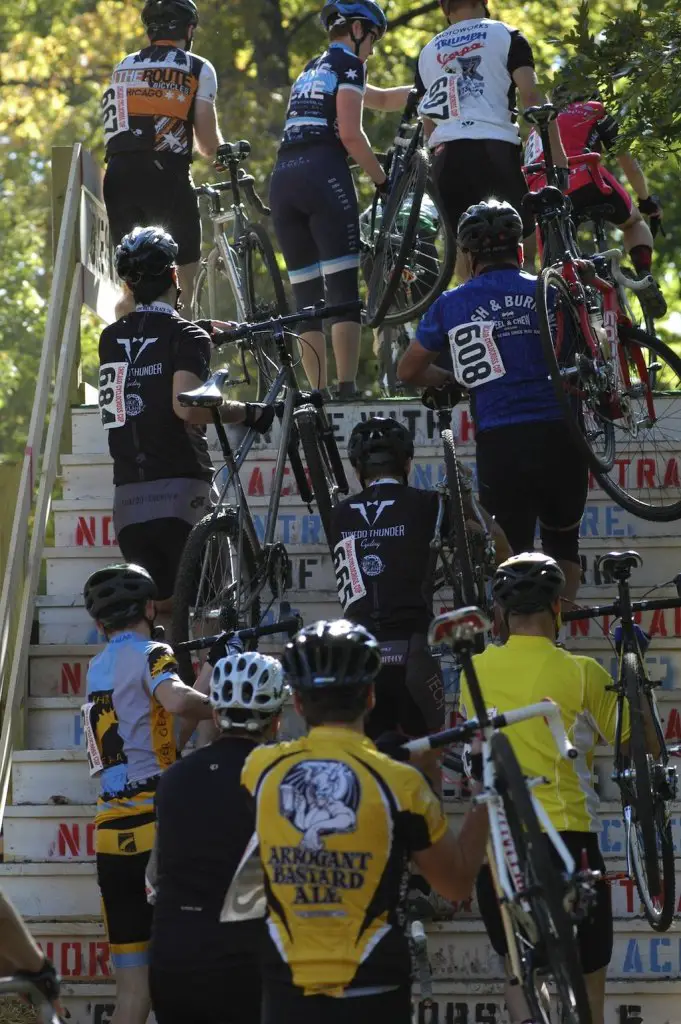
top-left (368, 112), bottom-right (424, 241)
top-left (194, 184), bottom-right (248, 322)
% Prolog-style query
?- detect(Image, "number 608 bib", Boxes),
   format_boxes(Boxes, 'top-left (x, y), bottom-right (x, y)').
top-left (448, 320), bottom-right (505, 388)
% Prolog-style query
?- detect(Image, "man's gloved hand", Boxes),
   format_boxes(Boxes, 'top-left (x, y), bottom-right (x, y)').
top-left (638, 195), bottom-right (662, 218)
top-left (421, 378), bottom-right (466, 412)
top-left (375, 730), bottom-right (411, 763)
top-left (244, 402), bottom-right (276, 436)
top-left (208, 633), bottom-right (245, 668)
top-left (375, 177), bottom-right (390, 200)
top-left (15, 959), bottom-right (60, 1005)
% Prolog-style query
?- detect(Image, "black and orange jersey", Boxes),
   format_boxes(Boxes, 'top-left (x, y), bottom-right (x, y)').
top-left (241, 726), bottom-right (447, 996)
top-left (102, 43), bottom-right (217, 159)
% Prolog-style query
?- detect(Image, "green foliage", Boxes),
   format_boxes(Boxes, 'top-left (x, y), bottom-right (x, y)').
top-left (0, 0), bottom-right (679, 455)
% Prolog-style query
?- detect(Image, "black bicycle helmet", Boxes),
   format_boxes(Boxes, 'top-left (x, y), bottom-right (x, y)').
top-left (347, 417), bottom-right (414, 480)
top-left (456, 199), bottom-right (523, 257)
top-left (83, 563), bottom-right (158, 630)
top-left (115, 226), bottom-right (178, 285)
top-left (142, 0), bottom-right (198, 37)
top-left (492, 553), bottom-right (565, 614)
top-left (282, 620), bottom-right (381, 691)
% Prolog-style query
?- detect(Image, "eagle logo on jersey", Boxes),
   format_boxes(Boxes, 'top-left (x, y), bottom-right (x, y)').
top-left (279, 761), bottom-right (360, 852)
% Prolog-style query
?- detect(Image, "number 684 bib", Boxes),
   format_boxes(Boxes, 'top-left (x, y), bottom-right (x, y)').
top-left (448, 320), bottom-right (506, 388)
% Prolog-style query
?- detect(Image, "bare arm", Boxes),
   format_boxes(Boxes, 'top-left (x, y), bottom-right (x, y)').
top-left (173, 369), bottom-right (247, 426)
top-left (0, 890), bottom-right (45, 972)
top-left (154, 676), bottom-right (214, 719)
top-left (194, 100), bottom-right (224, 158)
top-left (364, 83), bottom-right (413, 112)
top-left (413, 799), bottom-right (488, 902)
top-left (421, 116), bottom-right (436, 141)
top-left (397, 339), bottom-right (455, 388)
top-left (616, 153), bottom-right (649, 200)
top-left (513, 66), bottom-right (567, 168)
top-left (337, 89), bottom-right (386, 186)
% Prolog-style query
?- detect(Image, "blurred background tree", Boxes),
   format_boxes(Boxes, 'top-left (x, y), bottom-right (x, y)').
top-left (0, 0), bottom-right (678, 455)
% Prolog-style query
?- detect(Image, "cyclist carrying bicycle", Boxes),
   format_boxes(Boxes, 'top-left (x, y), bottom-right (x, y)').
top-left (524, 87), bottom-right (666, 318)
top-left (148, 651), bottom-right (287, 1024)
top-left (398, 200), bottom-right (588, 602)
top-left (241, 619), bottom-right (488, 1024)
top-left (414, 0), bottom-right (567, 273)
top-left (458, 552), bottom-right (637, 1024)
top-left (82, 562), bottom-right (215, 1024)
top-left (0, 890), bottom-right (60, 1010)
top-left (99, 226), bottom-right (273, 636)
top-left (269, 0), bottom-right (412, 399)
top-left (102, 0), bottom-right (226, 318)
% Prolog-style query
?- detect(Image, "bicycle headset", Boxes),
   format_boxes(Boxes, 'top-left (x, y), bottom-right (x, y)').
top-left (492, 553), bottom-right (565, 615)
top-left (347, 416), bottom-right (414, 486)
top-left (142, 0), bottom-right (199, 45)
top-left (83, 563), bottom-right (158, 632)
top-left (457, 200), bottom-right (524, 261)
top-left (282, 620), bottom-right (382, 690)
top-left (320, 0), bottom-right (388, 56)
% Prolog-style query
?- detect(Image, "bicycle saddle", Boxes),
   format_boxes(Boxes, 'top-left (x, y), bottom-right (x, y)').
top-left (523, 104), bottom-right (559, 127)
top-left (177, 369), bottom-right (230, 408)
top-left (574, 204), bottom-right (615, 226)
top-left (595, 550), bottom-right (643, 580)
top-left (522, 186), bottom-right (569, 217)
top-left (428, 607), bottom-right (491, 649)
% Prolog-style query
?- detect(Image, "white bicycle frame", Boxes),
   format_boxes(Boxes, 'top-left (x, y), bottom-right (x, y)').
top-left (192, 190), bottom-right (246, 322)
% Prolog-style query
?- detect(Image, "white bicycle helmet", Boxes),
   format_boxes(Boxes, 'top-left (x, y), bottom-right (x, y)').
top-left (210, 652), bottom-right (287, 733)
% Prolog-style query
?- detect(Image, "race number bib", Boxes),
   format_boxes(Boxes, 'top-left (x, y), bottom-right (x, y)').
top-left (81, 702), bottom-right (104, 777)
top-left (333, 536), bottom-right (366, 611)
top-left (99, 361), bottom-right (128, 429)
top-left (524, 129), bottom-right (543, 166)
top-left (418, 74), bottom-right (460, 122)
top-left (101, 85), bottom-right (129, 144)
top-left (448, 321), bottom-right (505, 389)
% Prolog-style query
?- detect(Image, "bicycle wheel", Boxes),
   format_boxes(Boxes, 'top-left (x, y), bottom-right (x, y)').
top-left (594, 326), bottom-right (681, 521)
top-left (172, 508), bottom-right (260, 682)
top-left (492, 731), bottom-right (592, 1024)
top-left (442, 429), bottom-right (476, 607)
top-left (193, 251), bottom-right (242, 367)
top-left (297, 408), bottom-right (339, 547)
top-left (244, 223), bottom-right (289, 398)
top-left (366, 148), bottom-right (428, 328)
top-left (621, 652), bottom-right (675, 930)
top-left (536, 267), bottom-right (615, 473)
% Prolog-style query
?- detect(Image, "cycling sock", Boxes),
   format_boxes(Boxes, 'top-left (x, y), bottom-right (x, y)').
top-left (630, 244), bottom-right (652, 274)
top-left (336, 381), bottom-right (359, 400)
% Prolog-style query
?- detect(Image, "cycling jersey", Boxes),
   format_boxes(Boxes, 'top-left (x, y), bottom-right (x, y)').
top-left (84, 634), bottom-right (179, 821)
top-left (460, 635), bottom-right (631, 831)
top-left (280, 43), bottom-right (366, 152)
top-left (416, 267), bottom-right (562, 433)
top-left (98, 303), bottom-right (213, 485)
top-left (328, 481), bottom-right (442, 634)
top-left (415, 18), bottom-right (534, 148)
top-left (102, 43), bottom-right (217, 159)
top-left (524, 100), bottom-right (620, 192)
top-left (241, 726), bottom-right (447, 995)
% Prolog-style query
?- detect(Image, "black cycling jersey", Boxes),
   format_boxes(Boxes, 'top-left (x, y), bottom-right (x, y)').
top-left (150, 737), bottom-right (263, 968)
top-left (98, 302), bottom-right (213, 485)
top-left (328, 481), bottom-right (443, 635)
top-left (280, 43), bottom-right (366, 152)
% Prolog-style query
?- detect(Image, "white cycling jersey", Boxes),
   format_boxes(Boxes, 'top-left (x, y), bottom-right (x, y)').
top-left (415, 18), bottom-right (534, 149)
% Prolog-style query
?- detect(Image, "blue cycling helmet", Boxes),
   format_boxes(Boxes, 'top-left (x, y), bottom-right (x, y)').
top-left (320, 0), bottom-right (387, 38)
top-left (115, 226), bottom-right (178, 285)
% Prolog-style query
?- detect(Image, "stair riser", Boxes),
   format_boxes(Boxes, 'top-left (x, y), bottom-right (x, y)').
top-left (12, 756), bottom-right (99, 805)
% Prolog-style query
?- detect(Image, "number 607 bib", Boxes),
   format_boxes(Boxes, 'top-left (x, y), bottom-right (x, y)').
top-left (448, 320), bottom-right (506, 389)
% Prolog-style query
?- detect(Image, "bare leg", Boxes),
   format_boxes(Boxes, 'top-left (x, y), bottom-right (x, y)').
top-left (298, 330), bottom-right (328, 389)
top-left (331, 321), bottom-right (361, 388)
top-left (111, 964), bottom-right (151, 1024)
top-left (154, 597), bottom-right (174, 644)
top-left (522, 233), bottom-right (537, 272)
top-left (558, 559), bottom-right (582, 604)
top-left (584, 966), bottom-right (606, 1024)
top-left (177, 261), bottom-right (199, 317)
top-left (621, 211), bottom-right (654, 253)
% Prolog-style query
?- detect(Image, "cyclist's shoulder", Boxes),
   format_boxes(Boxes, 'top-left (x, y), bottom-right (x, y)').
top-left (565, 649), bottom-right (612, 682)
top-left (242, 736), bottom-right (307, 788)
top-left (86, 631), bottom-right (150, 683)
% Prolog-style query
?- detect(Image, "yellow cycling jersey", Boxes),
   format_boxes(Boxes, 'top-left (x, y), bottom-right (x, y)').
top-left (241, 725), bottom-right (447, 996)
top-left (461, 635), bottom-right (631, 833)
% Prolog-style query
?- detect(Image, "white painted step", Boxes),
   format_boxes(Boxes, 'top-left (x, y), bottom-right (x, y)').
top-left (31, 920), bottom-right (110, 982)
top-left (12, 749), bottom-right (98, 805)
top-left (0, 863), bottom-right (100, 918)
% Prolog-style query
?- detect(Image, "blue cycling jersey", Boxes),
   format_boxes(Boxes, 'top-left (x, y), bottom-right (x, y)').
top-left (280, 42), bottom-right (366, 152)
top-left (416, 267), bottom-right (562, 433)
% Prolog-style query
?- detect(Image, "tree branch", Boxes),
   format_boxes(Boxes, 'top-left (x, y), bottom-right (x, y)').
top-left (387, 1), bottom-right (440, 31)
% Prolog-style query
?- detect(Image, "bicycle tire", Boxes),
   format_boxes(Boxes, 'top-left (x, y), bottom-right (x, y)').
top-left (193, 253), bottom-right (242, 369)
top-left (594, 325), bottom-right (681, 521)
top-left (536, 266), bottom-right (615, 474)
top-left (172, 508), bottom-right (260, 683)
top-left (366, 148), bottom-right (428, 328)
top-left (297, 408), bottom-right (338, 548)
top-left (620, 651), bottom-right (671, 927)
top-left (379, 185), bottom-right (456, 328)
top-left (442, 429), bottom-right (476, 607)
top-left (244, 222), bottom-right (290, 399)
top-left (492, 731), bottom-right (592, 1024)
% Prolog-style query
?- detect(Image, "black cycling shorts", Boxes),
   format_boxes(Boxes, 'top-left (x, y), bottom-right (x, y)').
top-left (97, 848), bottom-right (153, 969)
top-left (150, 961), bottom-right (261, 1024)
top-left (476, 831), bottom-right (612, 975)
top-left (431, 139), bottom-right (534, 238)
top-left (116, 517), bottom-right (192, 601)
top-left (366, 633), bottom-right (445, 740)
top-left (270, 145), bottom-right (361, 325)
top-left (475, 420), bottom-right (588, 559)
top-left (570, 175), bottom-right (634, 228)
top-left (262, 983), bottom-right (412, 1024)
top-left (104, 153), bottom-right (201, 265)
